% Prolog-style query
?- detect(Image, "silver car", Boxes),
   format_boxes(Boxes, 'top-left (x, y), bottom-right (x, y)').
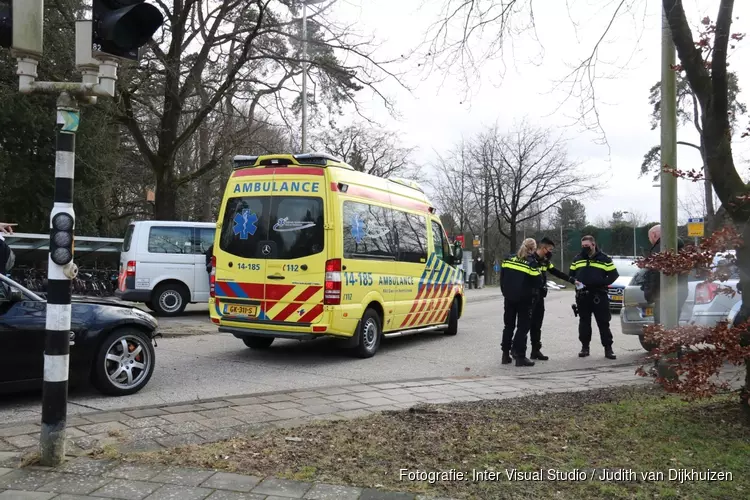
top-left (606, 258), bottom-right (640, 312)
top-left (621, 251), bottom-right (740, 351)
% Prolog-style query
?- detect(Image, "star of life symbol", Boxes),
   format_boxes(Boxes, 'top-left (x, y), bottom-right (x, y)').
top-left (233, 210), bottom-right (258, 240)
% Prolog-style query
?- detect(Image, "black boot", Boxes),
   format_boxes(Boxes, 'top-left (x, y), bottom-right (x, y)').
top-left (501, 350), bottom-right (512, 364)
top-left (530, 349), bottom-right (549, 360)
top-left (516, 355), bottom-right (535, 366)
top-left (578, 346), bottom-right (590, 357)
top-left (605, 346), bottom-right (617, 360)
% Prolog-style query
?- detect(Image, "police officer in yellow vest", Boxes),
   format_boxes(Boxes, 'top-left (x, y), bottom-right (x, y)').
top-left (500, 238), bottom-right (544, 367)
top-left (569, 235), bottom-right (619, 359)
top-left (531, 237), bottom-right (580, 360)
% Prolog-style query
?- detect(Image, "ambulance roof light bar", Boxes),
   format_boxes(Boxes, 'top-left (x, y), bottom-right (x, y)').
top-left (232, 153), bottom-right (353, 169)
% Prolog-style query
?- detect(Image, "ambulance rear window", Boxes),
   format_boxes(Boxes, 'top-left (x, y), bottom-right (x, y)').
top-left (219, 196), bottom-right (324, 260)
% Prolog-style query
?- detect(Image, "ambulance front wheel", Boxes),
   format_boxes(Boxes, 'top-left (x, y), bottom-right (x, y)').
top-left (354, 308), bottom-right (382, 359)
top-left (444, 298), bottom-right (459, 336)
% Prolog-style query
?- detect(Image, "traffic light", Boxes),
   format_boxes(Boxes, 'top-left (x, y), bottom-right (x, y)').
top-left (92, 0), bottom-right (164, 61)
top-left (0, 1), bottom-right (43, 54)
top-left (50, 212), bottom-right (75, 266)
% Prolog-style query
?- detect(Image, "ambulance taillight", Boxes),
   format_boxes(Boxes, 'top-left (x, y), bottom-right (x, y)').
top-left (324, 259), bottom-right (342, 305)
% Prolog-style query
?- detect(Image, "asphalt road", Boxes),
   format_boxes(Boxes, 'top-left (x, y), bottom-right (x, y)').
top-left (1, 289), bottom-right (648, 425)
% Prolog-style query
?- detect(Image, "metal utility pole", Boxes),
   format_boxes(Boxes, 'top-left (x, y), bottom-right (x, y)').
top-left (659, 5), bottom-right (679, 328)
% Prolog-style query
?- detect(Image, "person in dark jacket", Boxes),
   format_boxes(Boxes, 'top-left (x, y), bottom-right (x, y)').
top-left (205, 244), bottom-right (214, 274)
top-left (530, 237), bottom-right (581, 360)
top-left (500, 238), bottom-right (544, 367)
top-left (641, 224), bottom-right (689, 325)
top-left (474, 256), bottom-right (486, 288)
top-left (569, 235), bottom-right (619, 359)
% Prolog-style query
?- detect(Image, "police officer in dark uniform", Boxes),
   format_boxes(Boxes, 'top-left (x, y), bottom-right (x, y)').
top-left (569, 235), bottom-right (619, 359)
top-left (530, 237), bottom-right (580, 360)
top-left (500, 238), bottom-right (544, 367)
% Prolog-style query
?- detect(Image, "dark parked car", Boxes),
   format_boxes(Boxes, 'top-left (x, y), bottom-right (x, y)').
top-left (1, 273), bottom-right (159, 396)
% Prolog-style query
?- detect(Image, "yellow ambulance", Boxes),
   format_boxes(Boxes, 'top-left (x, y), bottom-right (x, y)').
top-left (208, 153), bottom-right (465, 358)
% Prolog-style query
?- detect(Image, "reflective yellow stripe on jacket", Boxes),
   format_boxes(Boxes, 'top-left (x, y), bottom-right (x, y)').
top-left (502, 257), bottom-right (541, 276)
top-left (570, 260), bottom-right (616, 272)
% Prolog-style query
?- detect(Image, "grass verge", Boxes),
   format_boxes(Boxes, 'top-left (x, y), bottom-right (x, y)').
top-left (108, 386), bottom-right (750, 500)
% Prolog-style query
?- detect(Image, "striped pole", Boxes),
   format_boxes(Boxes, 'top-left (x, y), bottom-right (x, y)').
top-left (40, 92), bottom-right (79, 466)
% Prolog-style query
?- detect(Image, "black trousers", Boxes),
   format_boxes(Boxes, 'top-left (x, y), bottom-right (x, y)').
top-left (577, 291), bottom-right (613, 348)
top-left (529, 298), bottom-right (545, 351)
top-left (502, 298), bottom-right (533, 357)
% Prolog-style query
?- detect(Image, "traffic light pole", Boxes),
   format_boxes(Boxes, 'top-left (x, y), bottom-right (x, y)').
top-left (40, 92), bottom-right (79, 466)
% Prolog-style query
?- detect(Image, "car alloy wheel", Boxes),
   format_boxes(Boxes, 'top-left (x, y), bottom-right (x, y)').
top-left (103, 334), bottom-right (152, 391)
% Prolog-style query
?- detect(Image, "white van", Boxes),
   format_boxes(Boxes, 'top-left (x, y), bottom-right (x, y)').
top-left (115, 220), bottom-right (216, 316)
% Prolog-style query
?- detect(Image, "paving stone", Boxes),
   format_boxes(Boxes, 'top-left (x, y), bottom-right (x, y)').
top-left (0, 469), bottom-right (59, 490)
top-left (125, 427), bottom-right (170, 440)
top-left (59, 458), bottom-right (117, 476)
top-left (123, 408), bottom-right (168, 419)
top-left (370, 383), bottom-right (403, 390)
top-left (271, 418), bottom-right (313, 429)
top-left (150, 467), bottom-right (216, 487)
top-left (0, 451), bottom-right (23, 467)
top-left (200, 417), bottom-right (245, 429)
top-left (315, 387), bottom-right (349, 396)
top-left (197, 408), bottom-right (244, 419)
top-left (36, 474), bottom-right (112, 495)
top-left (409, 386), bottom-right (441, 394)
top-left (161, 413), bottom-right (208, 425)
top-left (0, 492), bottom-right (56, 500)
top-left (89, 478), bottom-right (162, 499)
top-left (321, 394), bottom-right (359, 403)
top-left (264, 401), bottom-right (303, 411)
top-left (359, 488), bottom-right (415, 499)
top-left (367, 405), bottom-right (401, 412)
top-left (234, 414), bottom-right (279, 425)
top-left (251, 477), bottom-right (312, 498)
top-left (0, 439), bottom-right (16, 451)
top-left (196, 428), bottom-right (243, 442)
top-left (161, 405), bottom-right (206, 414)
top-left (332, 401), bottom-right (370, 411)
top-left (77, 422), bottom-right (130, 436)
top-left (267, 409), bottom-right (309, 420)
top-left (358, 397), bottom-right (397, 407)
top-left (378, 394), bottom-right (424, 404)
top-left (201, 472), bottom-right (261, 492)
top-left (161, 421), bottom-right (210, 436)
top-left (292, 397), bottom-right (334, 406)
top-left (4, 433), bottom-right (39, 449)
top-left (303, 483), bottom-right (362, 500)
top-left (74, 433), bottom-right (119, 451)
top-left (105, 463), bottom-right (166, 481)
top-left (84, 412), bottom-right (131, 424)
top-left (155, 433), bottom-right (208, 448)
top-left (379, 388), bottom-right (412, 396)
top-left (0, 468), bottom-right (11, 476)
top-left (231, 405), bottom-right (270, 416)
top-left (143, 484), bottom-right (213, 500)
top-left (68, 417), bottom-right (95, 427)
top-left (296, 405), bottom-right (338, 416)
top-left (116, 439), bottom-right (166, 454)
top-left (334, 409), bottom-right (372, 419)
top-left (65, 428), bottom-right (89, 438)
top-left (196, 401), bottom-right (231, 410)
top-left (0, 424), bottom-right (40, 438)
top-left (48, 495), bottom-right (100, 500)
top-left (125, 417), bottom-right (172, 429)
top-left (353, 391), bottom-right (385, 399)
top-left (286, 391), bottom-right (324, 399)
top-left (205, 492), bottom-right (266, 500)
top-left (257, 394), bottom-right (296, 403)
top-left (414, 392), bottom-right (450, 401)
top-left (339, 385), bottom-right (373, 392)
top-left (224, 397), bottom-right (265, 406)
top-left (234, 423), bottom-right (275, 435)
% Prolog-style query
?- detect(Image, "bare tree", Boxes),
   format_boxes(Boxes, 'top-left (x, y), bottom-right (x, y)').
top-left (115, 0), bottom-right (405, 220)
top-left (471, 120), bottom-right (598, 250)
top-left (428, 143), bottom-right (482, 238)
top-left (314, 121), bottom-right (421, 179)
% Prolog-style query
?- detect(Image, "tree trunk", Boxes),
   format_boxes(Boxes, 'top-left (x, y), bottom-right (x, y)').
top-left (509, 221), bottom-right (518, 252)
top-left (198, 120), bottom-right (212, 221)
top-left (154, 167), bottom-right (179, 220)
top-left (700, 141), bottom-right (715, 231)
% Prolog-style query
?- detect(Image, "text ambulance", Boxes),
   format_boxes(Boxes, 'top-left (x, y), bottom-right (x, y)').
top-left (209, 153), bottom-right (466, 358)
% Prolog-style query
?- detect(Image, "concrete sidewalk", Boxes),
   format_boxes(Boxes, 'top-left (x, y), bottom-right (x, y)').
top-left (1, 365), bottom-right (645, 460)
top-left (0, 364), bottom-right (648, 499)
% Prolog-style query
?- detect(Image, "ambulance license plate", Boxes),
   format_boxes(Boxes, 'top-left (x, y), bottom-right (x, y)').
top-left (223, 304), bottom-right (258, 317)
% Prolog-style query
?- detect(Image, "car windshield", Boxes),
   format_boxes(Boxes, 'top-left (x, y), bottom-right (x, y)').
top-left (613, 261), bottom-right (638, 277)
top-left (0, 275), bottom-right (42, 302)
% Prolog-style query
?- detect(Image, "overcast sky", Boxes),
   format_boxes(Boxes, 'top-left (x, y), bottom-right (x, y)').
top-left (313, 0), bottom-right (750, 226)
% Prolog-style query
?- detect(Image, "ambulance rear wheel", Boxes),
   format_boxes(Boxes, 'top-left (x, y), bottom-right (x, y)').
top-left (354, 309), bottom-right (382, 359)
top-left (444, 298), bottom-right (459, 336)
top-left (242, 336), bottom-right (275, 349)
